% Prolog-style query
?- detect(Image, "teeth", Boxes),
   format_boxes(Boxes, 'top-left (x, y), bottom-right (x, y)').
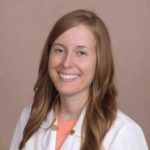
top-left (59, 73), bottom-right (78, 80)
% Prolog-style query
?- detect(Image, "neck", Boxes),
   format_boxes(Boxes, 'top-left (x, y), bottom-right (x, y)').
top-left (57, 91), bottom-right (89, 120)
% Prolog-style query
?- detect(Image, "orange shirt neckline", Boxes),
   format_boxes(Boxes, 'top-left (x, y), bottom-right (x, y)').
top-left (55, 117), bottom-right (77, 150)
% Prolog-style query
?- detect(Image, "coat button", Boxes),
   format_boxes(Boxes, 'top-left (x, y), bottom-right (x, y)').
top-left (70, 129), bottom-right (75, 135)
top-left (51, 124), bottom-right (58, 131)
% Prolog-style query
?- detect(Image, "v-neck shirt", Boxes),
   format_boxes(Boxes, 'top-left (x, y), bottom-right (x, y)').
top-left (55, 117), bottom-right (77, 150)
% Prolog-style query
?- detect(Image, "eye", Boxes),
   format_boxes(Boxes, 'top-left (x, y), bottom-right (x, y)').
top-left (77, 50), bottom-right (88, 56)
top-left (54, 47), bottom-right (65, 54)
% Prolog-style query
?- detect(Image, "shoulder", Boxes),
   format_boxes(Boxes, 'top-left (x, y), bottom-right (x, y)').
top-left (14, 104), bottom-right (32, 133)
top-left (21, 104), bottom-right (32, 116)
top-left (112, 110), bottom-right (140, 131)
top-left (103, 110), bottom-right (141, 143)
top-left (103, 110), bottom-right (148, 150)
top-left (19, 104), bottom-right (32, 124)
top-left (10, 104), bottom-right (32, 150)
top-left (12, 104), bottom-right (32, 132)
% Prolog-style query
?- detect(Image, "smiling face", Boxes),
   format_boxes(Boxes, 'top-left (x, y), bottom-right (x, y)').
top-left (48, 24), bottom-right (97, 98)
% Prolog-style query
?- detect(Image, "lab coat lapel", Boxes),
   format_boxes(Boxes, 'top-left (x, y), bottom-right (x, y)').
top-left (41, 109), bottom-right (56, 150)
top-left (42, 128), bottom-right (56, 150)
top-left (61, 108), bottom-right (86, 150)
top-left (41, 107), bottom-right (86, 150)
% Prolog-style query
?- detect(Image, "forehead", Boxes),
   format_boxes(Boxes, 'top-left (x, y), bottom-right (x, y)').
top-left (53, 24), bottom-right (96, 47)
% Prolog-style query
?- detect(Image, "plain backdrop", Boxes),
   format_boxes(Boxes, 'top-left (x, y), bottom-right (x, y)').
top-left (0, 0), bottom-right (150, 149)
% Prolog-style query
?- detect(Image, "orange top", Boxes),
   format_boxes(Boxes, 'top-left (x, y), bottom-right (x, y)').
top-left (55, 117), bottom-right (77, 150)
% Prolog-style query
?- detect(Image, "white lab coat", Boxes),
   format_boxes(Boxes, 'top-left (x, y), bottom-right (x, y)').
top-left (10, 105), bottom-right (148, 150)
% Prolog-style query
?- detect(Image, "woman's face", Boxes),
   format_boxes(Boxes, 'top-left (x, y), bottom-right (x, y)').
top-left (49, 24), bottom-right (97, 98)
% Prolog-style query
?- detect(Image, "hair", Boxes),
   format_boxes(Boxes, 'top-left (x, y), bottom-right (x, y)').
top-left (19, 9), bottom-right (117, 150)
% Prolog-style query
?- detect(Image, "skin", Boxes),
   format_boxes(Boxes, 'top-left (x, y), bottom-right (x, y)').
top-left (49, 24), bottom-right (97, 120)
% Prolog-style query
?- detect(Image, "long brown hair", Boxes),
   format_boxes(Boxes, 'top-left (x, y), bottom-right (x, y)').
top-left (19, 9), bottom-right (117, 150)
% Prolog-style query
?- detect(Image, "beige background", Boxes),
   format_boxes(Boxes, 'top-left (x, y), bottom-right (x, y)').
top-left (0, 0), bottom-right (150, 149)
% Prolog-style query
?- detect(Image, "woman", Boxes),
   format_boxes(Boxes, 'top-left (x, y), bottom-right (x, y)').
top-left (10, 9), bottom-right (148, 150)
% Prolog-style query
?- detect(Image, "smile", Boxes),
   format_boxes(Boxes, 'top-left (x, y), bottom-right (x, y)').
top-left (59, 73), bottom-right (79, 81)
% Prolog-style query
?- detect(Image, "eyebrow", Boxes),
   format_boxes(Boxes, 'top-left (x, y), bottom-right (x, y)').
top-left (52, 43), bottom-right (65, 47)
top-left (76, 45), bottom-right (88, 49)
top-left (52, 43), bottom-right (89, 49)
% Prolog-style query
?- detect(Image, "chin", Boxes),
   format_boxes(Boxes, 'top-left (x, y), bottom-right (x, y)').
top-left (57, 88), bottom-right (79, 97)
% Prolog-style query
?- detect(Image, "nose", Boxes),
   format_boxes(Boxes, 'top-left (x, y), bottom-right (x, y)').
top-left (62, 53), bottom-right (73, 68)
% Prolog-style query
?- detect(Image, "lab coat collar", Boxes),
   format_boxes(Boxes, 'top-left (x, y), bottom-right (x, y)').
top-left (40, 109), bottom-right (55, 129)
top-left (40, 107), bottom-right (86, 137)
top-left (73, 107), bottom-right (86, 137)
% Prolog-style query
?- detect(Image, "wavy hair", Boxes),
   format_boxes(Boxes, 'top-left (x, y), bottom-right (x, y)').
top-left (19, 9), bottom-right (117, 150)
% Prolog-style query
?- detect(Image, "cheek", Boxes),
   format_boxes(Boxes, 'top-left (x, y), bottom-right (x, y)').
top-left (48, 56), bottom-right (62, 81)
top-left (48, 63), bottom-right (52, 79)
top-left (48, 57), bottom-right (52, 71)
top-left (89, 60), bottom-right (96, 80)
top-left (49, 54), bottom-right (63, 68)
top-left (85, 57), bottom-right (96, 72)
top-left (48, 55), bottom-right (57, 70)
top-left (48, 56), bottom-right (55, 77)
top-left (89, 65), bottom-right (96, 80)
top-left (83, 61), bottom-right (96, 80)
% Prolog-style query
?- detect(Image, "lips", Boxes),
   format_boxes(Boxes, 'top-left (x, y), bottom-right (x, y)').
top-left (59, 73), bottom-right (79, 81)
